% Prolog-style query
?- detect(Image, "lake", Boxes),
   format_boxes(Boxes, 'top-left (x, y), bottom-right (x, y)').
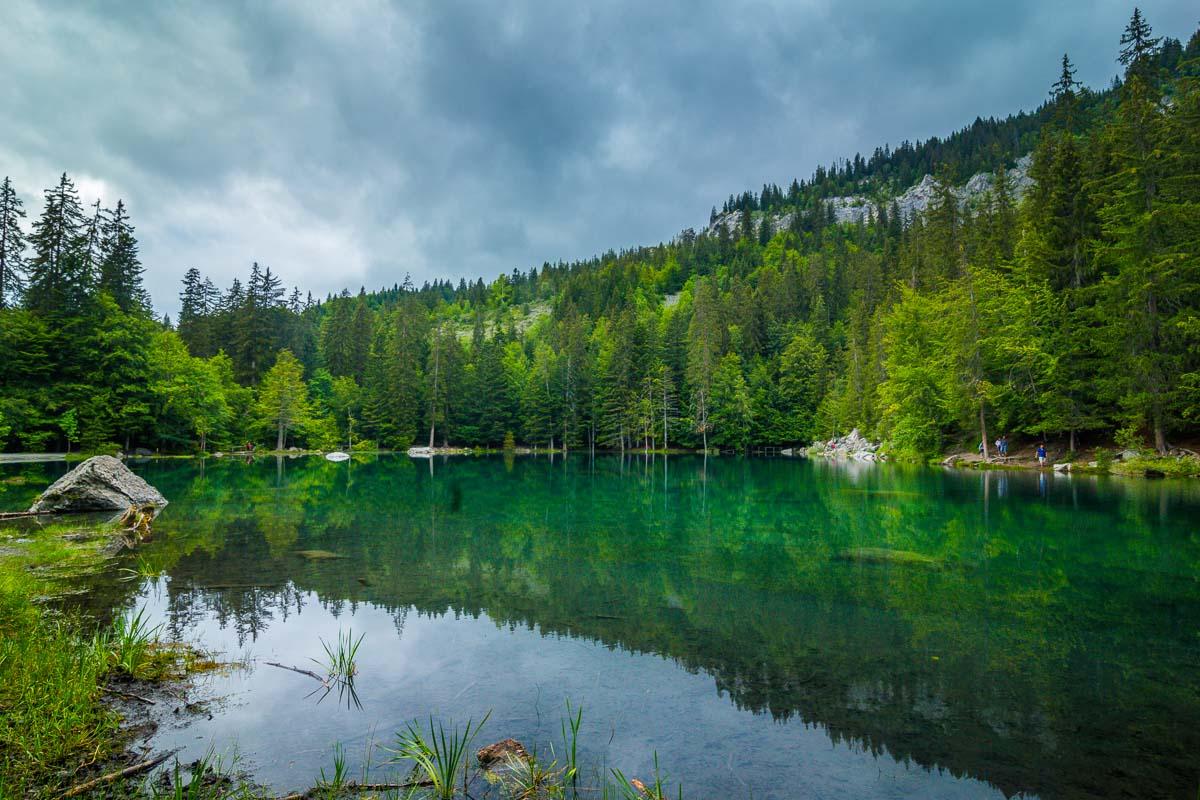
top-left (3, 454), bottom-right (1198, 799)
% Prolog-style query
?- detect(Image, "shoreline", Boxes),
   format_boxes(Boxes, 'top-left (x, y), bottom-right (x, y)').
top-left (4, 446), bottom-right (1197, 481)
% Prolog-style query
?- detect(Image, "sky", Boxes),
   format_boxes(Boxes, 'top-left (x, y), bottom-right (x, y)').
top-left (2, 1), bottom-right (1197, 316)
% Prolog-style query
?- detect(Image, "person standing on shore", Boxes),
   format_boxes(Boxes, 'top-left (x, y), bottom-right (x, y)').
top-left (1037, 443), bottom-right (1047, 466)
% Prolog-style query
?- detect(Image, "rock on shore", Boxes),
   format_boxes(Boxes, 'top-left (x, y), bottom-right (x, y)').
top-left (29, 455), bottom-right (168, 513)
top-left (808, 429), bottom-right (883, 462)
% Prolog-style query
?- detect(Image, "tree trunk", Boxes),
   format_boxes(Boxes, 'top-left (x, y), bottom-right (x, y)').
top-left (200, 432), bottom-right (206, 453)
top-left (1154, 412), bottom-right (1167, 455)
top-left (276, 423), bottom-right (285, 451)
top-left (1068, 428), bottom-right (1076, 454)
top-left (979, 403), bottom-right (989, 460)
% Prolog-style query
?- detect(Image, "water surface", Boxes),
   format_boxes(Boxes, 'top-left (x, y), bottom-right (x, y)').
top-left (3, 455), bottom-right (1198, 798)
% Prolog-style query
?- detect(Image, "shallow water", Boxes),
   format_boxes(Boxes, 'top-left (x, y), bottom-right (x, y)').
top-left (4, 455), bottom-right (1199, 798)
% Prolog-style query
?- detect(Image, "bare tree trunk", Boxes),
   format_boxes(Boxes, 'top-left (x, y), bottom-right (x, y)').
top-left (979, 403), bottom-right (989, 460)
top-left (276, 422), bottom-right (285, 451)
top-left (428, 327), bottom-right (440, 449)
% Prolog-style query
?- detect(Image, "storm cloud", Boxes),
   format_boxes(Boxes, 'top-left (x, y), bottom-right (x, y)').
top-left (2, 0), bottom-right (1196, 314)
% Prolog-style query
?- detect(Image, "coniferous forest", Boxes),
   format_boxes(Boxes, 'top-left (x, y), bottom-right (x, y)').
top-left (1, 11), bottom-right (1198, 460)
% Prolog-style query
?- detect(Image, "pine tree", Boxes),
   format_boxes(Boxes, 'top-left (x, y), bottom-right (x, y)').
top-left (1052, 53), bottom-right (1080, 129)
top-left (1119, 8), bottom-right (1162, 81)
top-left (687, 277), bottom-right (723, 451)
top-left (709, 352), bottom-right (751, 450)
top-left (1095, 31), bottom-right (1181, 452)
top-left (0, 176), bottom-right (27, 308)
top-left (98, 200), bottom-right (149, 314)
top-left (25, 173), bottom-right (88, 316)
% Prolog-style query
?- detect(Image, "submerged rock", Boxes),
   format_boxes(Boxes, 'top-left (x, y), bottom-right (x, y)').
top-left (837, 547), bottom-right (941, 568)
top-left (477, 738), bottom-right (529, 770)
top-left (295, 549), bottom-right (345, 560)
top-left (29, 455), bottom-right (167, 514)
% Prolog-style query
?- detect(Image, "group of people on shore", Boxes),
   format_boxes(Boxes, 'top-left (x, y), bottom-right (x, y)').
top-left (979, 436), bottom-right (1050, 466)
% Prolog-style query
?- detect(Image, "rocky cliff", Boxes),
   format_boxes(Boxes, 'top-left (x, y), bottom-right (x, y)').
top-left (706, 154), bottom-right (1033, 235)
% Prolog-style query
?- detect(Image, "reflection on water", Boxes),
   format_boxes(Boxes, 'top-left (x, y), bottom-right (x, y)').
top-left (4, 455), bottom-right (1199, 799)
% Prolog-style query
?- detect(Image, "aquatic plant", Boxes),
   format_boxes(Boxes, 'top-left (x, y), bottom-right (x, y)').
top-left (504, 751), bottom-right (566, 799)
top-left (107, 606), bottom-right (162, 677)
top-left (560, 700), bottom-right (583, 794)
top-left (316, 742), bottom-right (350, 799)
top-left (386, 711), bottom-right (491, 800)
top-left (313, 628), bottom-right (364, 681)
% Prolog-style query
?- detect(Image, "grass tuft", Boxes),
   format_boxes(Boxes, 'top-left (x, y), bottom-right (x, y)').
top-left (386, 711), bottom-right (491, 800)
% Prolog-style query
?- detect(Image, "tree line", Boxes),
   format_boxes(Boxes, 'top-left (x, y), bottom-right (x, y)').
top-left (0, 9), bottom-right (1196, 457)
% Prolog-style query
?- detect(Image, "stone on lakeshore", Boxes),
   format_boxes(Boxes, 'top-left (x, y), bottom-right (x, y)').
top-left (29, 455), bottom-right (167, 514)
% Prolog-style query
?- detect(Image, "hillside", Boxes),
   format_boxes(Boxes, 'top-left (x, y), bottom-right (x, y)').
top-left (0, 11), bottom-right (1197, 464)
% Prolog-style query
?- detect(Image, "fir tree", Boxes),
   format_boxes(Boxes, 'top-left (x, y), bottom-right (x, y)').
top-left (0, 176), bottom-right (27, 308)
top-left (98, 200), bottom-right (148, 314)
top-left (25, 173), bottom-right (88, 316)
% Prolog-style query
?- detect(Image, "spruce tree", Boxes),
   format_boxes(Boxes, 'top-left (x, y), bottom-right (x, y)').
top-left (25, 173), bottom-right (88, 316)
top-left (0, 176), bottom-right (27, 308)
top-left (1119, 8), bottom-right (1162, 81)
top-left (98, 200), bottom-right (149, 314)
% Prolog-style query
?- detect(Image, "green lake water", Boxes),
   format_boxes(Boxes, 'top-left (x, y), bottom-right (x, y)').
top-left (3, 454), bottom-right (1199, 798)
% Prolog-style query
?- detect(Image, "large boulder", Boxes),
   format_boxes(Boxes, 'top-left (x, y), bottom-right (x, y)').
top-left (29, 456), bottom-right (167, 514)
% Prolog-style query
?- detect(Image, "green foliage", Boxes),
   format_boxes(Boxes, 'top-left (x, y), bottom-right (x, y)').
top-left (387, 712), bottom-right (491, 800)
top-left (255, 349), bottom-right (311, 450)
top-left (1, 13), bottom-right (1198, 457)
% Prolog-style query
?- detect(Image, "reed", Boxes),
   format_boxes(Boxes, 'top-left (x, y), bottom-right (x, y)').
top-left (386, 712), bottom-right (491, 800)
top-left (314, 628), bottom-right (364, 681)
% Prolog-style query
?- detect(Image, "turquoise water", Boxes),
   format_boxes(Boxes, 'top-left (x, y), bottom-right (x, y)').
top-left (4, 455), bottom-right (1199, 798)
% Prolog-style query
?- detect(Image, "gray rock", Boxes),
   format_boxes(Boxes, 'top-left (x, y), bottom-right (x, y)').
top-left (808, 428), bottom-right (884, 461)
top-left (1118, 449), bottom-right (1140, 461)
top-left (132, 447), bottom-right (154, 457)
top-left (29, 455), bottom-right (167, 514)
top-left (702, 154), bottom-right (1035, 234)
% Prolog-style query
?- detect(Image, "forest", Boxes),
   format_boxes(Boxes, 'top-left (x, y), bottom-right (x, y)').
top-left (0, 10), bottom-right (1197, 460)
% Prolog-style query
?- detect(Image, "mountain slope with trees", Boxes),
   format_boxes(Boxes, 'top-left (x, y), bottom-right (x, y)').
top-left (1, 9), bottom-right (1197, 461)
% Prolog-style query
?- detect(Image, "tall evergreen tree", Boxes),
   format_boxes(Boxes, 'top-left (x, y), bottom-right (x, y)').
top-left (98, 200), bottom-right (148, 314)
top-left (0, 176), bottom-right (27, 308)
top-left (25, 173), bottom-right (88, 316)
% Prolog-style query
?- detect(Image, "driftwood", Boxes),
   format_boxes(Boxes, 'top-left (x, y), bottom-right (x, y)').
top-left (0, 510), bottom-right (51, 520)
top-left (275, 779), bottom-right (433, 800)
top-left (60, 749), bottom-right (179, 797)
top-left (264, 660), bottom-right (326, 684)
top-left (103, 686), bottom-right (156, 705)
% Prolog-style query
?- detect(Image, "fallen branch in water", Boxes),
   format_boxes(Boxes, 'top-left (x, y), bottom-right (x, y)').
top-left (275, 779), bottom-right (434, 800)
top-left (60, 749), bottom-right (179, 797)
top-left (103, 686), bottom-right (156, 705)
top-left (264, 660), bottom-right (327, 684)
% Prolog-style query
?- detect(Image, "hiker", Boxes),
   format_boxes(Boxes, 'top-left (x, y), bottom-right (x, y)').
top-left (999, 435), bottom-right (1009, 457)
top-left (994, 438), bottom-right (1002, 457)
top-left (978, 440), bottom-right (985, 456)
top-left (1037, 443), bottom-right (1047, 466)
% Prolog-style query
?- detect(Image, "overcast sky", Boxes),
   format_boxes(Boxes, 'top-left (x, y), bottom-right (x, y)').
top-left (2, 1), bottom-right (1196, 315)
